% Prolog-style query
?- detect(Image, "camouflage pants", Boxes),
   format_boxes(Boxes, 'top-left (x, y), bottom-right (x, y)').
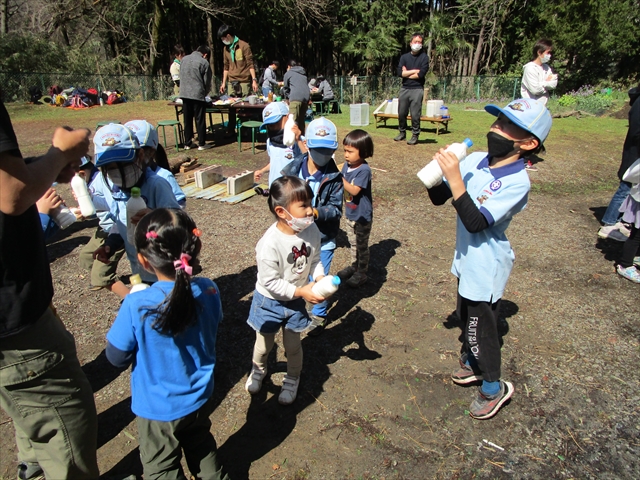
top-left (345, 219), bottom-right (372, 273)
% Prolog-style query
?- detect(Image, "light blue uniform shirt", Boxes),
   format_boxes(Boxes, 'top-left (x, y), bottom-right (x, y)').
top-left (109, 167), bottom-right (181, 282)
top-left (267, 139), bottom-right (304, 187)
top-left (154, 166), bottom-right (186, 207)
top-left (88, 171), bottom-right (116, 232)
top-left (448, 152), bottom-right (530, 302)
top-left (107, 278), bottom-right (222, 421)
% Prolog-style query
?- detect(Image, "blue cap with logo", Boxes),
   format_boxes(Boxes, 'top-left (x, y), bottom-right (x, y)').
top-left (485, 98), bottom-right (552, 144)
top-left (94, 123), bottom-right (140, 167)
top-left (124, 120), bottom-right (158, 149)
top-left (261, 102), bottom-right (289, 129)
top-left (306, 117), bottom-right (338, 150)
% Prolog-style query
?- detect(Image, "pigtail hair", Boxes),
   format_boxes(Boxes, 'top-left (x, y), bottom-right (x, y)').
top-left (135, 208), bottom-right (202, 335)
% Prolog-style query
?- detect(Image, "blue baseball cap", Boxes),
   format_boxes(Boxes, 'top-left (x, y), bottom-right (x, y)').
top-left (485, 98), bottom-right (552, 144)
top-left (261, 102), bottom-right (289, 129)
top-left (125, 120), bottom-right (159, 149)
top-left (306, 117), bottom-right (338, 150)
top-left (94, 123), bottom-right (140, 166)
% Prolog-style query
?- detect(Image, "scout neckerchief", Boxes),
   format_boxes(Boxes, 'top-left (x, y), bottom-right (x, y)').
top-left (229, 36), bottom-right (240, 62)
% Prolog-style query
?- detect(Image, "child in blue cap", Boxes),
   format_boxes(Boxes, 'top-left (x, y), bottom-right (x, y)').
top-left (281, 117), bottom-right (343, 332)
top-left (426, 98), bottom-right (553, 419)
top-left (125, 120), bottom-right (186, 207)
top-left (253, 101), bottom-right (306, 195)
top-left (92, 123), bottom-right (181, 294)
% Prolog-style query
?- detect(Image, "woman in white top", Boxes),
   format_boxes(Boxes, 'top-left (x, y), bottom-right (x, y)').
top-left (520, 39), bottom-right (558, 105)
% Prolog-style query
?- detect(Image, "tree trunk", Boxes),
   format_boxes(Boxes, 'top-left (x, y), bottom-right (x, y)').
top-left (0, 0), bottom-right (6, 35)
top-left (470, 20), bottom-right (485, 76)
top-left (207, 15), bottom-right (215, 78)
top-left (149, 0), bottom-right (164, 74)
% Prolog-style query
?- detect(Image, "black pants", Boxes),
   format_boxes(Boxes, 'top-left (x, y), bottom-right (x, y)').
top-left (182, 98), bottom-right (207, 147)
top-left (457, 293), bottom-right (502, 382)
top-left (620, 224), bottom-right (640, 267)
top-left (398, 87), bottom-right (423, 136)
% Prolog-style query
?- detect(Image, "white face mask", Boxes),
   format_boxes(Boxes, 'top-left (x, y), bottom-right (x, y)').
top-left (411, 43), bottom-right (423, 52)
top-left (283, 208), bottom-right (314, 233)
top-left (541, 53), bottom-right (551, 64)
top-left (222, 38), bottom-right (231, 45)
top-left (107, 164), bottom-right (142, 189)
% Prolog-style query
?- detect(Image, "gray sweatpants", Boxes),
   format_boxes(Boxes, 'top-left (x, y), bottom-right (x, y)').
top-left (398, 87), bottom-right (424, 136)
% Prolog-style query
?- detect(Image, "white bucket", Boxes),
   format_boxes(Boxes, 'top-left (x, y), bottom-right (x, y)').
top-left (350, 103), bottom-right (369, 126)
top-left (427, 100), bottom-right (444, 117)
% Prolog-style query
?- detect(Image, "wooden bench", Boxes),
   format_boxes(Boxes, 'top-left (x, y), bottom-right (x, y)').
top-left (373, 112), bottom-right (451, 135)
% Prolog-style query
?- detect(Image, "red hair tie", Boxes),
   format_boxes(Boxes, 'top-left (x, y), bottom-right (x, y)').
top-left (173, 253), bottom-right (193, 275)
top-left (146, 231), bottom-right (158, 239)
top-left (193, 228), bottom-right (202, 237)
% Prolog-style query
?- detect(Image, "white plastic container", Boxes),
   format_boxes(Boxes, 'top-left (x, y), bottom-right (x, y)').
top-left (126, 187), bottom-right (147, 244)
top-left (384, 100), bottom-right (393, 114)
top-left (426, 100), bottom-right (444, 117)
top-left (391, 98), bottom-right (399, 115)
top-left (51, 205), bottom-right (77, 229)
top-left (129, 274), bottom-right (150, 294)
top-left (71, 174), bottom-right (96, 218)
top-left (440, 105), bottom-right (450, 119)
top-left (417, 138), bottom-right (474, 188)
top-left (283, 114), bottom-right (296, 146)
top-left (312, 275), bottom-right (341, 298)
top-left (350, 103), bottom-right (369, 126)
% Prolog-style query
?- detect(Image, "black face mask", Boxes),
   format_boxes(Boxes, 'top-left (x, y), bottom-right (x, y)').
top-left (268, 128), bottom-right (285, 146)
top-left (486, 131), bottom-right (516, 159)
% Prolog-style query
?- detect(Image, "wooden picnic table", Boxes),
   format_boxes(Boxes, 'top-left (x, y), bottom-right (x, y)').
top-left (373, 112), bottom-right (451, 135)
top-left (169, 100), bottom-right (268, 136)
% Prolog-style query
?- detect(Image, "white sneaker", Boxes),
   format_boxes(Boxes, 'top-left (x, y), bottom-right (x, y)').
top-left (278, 375), bottom-right (300, 405)
top-left (245, 366), bottom-right (266, 394)
top-left (598, 223), bottom-right (630, 241)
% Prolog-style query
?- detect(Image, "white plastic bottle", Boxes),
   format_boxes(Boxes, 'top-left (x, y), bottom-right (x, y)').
top-left (312, 275), bottom-right (341, 298)
top-left (71, 173), bottom-right (96, 218)
top-left (51, 205), bottom-right (77, 229)
top-left (129, 274), bottom-right (150, 294)
top-left (126, 187), bottom-right (147, 245)
top-left (417, 138), bottom-right (474, 189)
top-left (283, 114), bottom-right (296, 146)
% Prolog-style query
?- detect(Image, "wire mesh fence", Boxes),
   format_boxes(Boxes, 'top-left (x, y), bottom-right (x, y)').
top-left (0, 72), bottom-right (522, 105)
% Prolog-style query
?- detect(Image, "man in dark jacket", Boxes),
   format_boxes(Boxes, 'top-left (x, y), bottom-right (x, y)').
top-left (395, 33), bottom-right (430, 145)
top-left (0, 102), bottom-right (99, 480)
top-left (283, 59), bottom-right (310, 133)
top-left (598, 85), bottom-right (640, 241)
top-left (180, 45), bottom-right (213, 151)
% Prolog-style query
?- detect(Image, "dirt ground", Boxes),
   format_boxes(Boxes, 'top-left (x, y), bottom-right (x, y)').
top-left (1, 104), bottom-right (639, 479)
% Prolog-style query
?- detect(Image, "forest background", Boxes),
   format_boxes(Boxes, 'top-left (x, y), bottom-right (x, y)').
top-left (0, 0), bottom-right (639, 96)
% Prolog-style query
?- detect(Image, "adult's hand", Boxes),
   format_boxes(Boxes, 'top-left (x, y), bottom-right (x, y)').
top-left (52, 127), bottom-right (91, 166)
top-left (219, 84), bottom-right (226, 94)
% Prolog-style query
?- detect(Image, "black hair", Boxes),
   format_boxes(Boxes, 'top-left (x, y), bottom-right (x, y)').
top-left (343, 129), bottom-right (374, 160)
top-left (268, 176), bottom-right (313, 217)
top-left (173, 44), bottom-right (185, 58)
top-left (153, 144), bottom-right (171, 171)
top-left (411, 33), bottom-right (424, 42)
top-left (197, 45), bottom-right (210, 56)
top-left (532, 38), bottom-right (553, 60)
top-left (134, 208), bottom-right (202, 335)
top-left (271, 60), bottom-right (280, 68)
top-left (287, 59), bottom-right (299, 68)
top-left (317, 74), bottom-right (325, 83)
top-left (217, 24), bottom-right (234, 38)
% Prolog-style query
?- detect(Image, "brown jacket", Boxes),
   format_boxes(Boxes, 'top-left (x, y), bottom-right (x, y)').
top-left (223, 39), bottom-right (254, 82)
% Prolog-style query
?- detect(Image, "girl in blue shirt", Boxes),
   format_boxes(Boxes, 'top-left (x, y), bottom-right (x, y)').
top-left (106, 208), bottom-right (229, 480)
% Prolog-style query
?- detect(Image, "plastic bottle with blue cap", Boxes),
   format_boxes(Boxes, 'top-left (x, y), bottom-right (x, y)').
top-left (311, 275), bottom-right (341, 298)
top-left (417, 138), bottom-right (474, 188)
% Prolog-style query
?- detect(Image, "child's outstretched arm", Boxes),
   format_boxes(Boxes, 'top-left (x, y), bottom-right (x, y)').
top-left (435, 148), bottom-right (489, 234)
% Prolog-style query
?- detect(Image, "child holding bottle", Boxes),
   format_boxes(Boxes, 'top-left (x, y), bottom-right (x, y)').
top-left (616, 157), bottom-right (640, 283)
top-left (92, 123), bottom-right (181, 291)
top-left (106, 208), bottom-right (228, 479)
top-left (337, 129), bottom-right (374, 288)
top-left (245, 176), bottom-right (326, 405)
top-left (425, 98), bottom-right (553, 420)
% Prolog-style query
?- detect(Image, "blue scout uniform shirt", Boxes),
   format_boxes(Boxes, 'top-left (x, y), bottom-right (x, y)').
top-left (109, 167), bottom-right (180, 282)
top-left (342, 161), bottom-right (373, 223)
top-left (447, 151), bottom-right (530, 302)
top-left (107, 278), bottom-right (222, 421)
top-left (267, 139), bottom-right (304, 187)
top-left (154, 167), bottom-right (186, 207)
top-left (299, 159), bottom-right (336, 251)
top-left (88, 169), bottom-right (116, 232)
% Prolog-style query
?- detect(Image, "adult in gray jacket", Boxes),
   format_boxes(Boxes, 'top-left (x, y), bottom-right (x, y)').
top-left (283, 59), bottom-right (309, 133)
top-left (180, 45), bottom-right (213, 150)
